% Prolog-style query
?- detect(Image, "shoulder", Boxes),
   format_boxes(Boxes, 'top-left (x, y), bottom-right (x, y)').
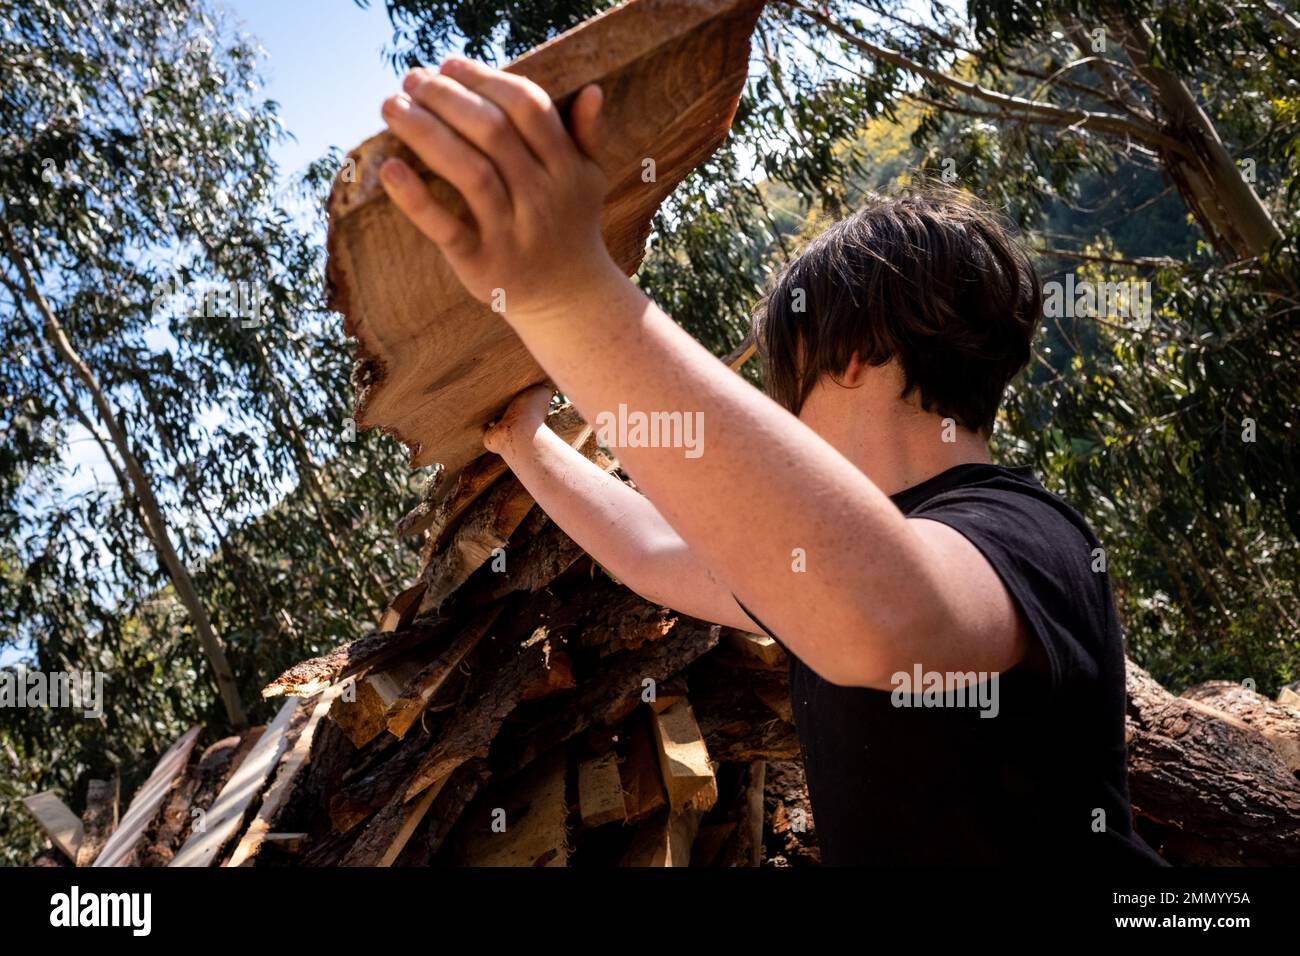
top-left (912, 469), bottom-right (1102, 560)
top-left (906, 468), bottom-right (1117, 688)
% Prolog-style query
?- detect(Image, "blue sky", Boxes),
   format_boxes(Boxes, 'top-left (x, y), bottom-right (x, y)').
top-left (221, 0), bottom-right (403, 183)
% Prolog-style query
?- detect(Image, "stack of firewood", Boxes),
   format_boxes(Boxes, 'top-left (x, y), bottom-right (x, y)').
top-left (255, 413), bottom-right (808, 867)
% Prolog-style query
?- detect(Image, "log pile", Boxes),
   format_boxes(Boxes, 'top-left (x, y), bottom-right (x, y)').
top-left (254, 430), bottom-right (804, 866)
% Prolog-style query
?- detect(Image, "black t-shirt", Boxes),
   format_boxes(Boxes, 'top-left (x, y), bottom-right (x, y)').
top-left (737, 463), bottom-right (1165, 865)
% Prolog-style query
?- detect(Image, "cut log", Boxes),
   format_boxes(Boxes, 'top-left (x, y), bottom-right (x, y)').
top-left (94, 725), bottom-right (201, 867)
top-left (651, 697), bottom-right (718, 812)
top-left (1179, 680), bottom-right (1300, 772)
top-left (75, 777), bottom-right (119, 867)
top-left (416, 433), bottom-right (609, 615)
top-left (724, 628), bottom-right (786, 669)
top-left (398, 404), bottom-right (590, 543)
top-left (1124, 662), bottom-right (1300, 865)
top-left (22, 791), bottom-right (83, 862)
top-left (137, 734), bottom-right (235, 867)
top-left (717, 761), bottom-right (766, 867)
top-left (418, 476), bottom-right (539, 614)
top-left (376, 581), bottom-right (427, 633)
top-left (620, 807), bottom-right (702, 866)
top-left (391, 760), bottom-right (491, 866)
top-left (574, 588), bottom-right (678, 657)
top-left (470, 516), bottom-right (588, 603)
top-left (341, 772), bottom-right (451, 867)
top-left (578, 752), bottom-right (627, 828)
top-left (521, 645), bottom-right (577, 701)
top-left (329, 730), bottom-right (434, 834)
top-left (262, 833), bottom-right (308, 854)
top-left (329, 658), bottom-right (427, 748)
top-left (493, 620), bottom-right (720, 777)
top-left (170, 699), bottom-right (299, 867)
top-left (693, 822), bottom-right (738, 866)
top-left (326, 0), bottom-right (764, 480)
top-left (620, 713), bottom-right (668, 823)
top-left (403, 628), bottom-right (569, 800)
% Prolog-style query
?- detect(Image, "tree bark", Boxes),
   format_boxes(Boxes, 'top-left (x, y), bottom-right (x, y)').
top-left (1125, 662), bottom-right (1300, 865)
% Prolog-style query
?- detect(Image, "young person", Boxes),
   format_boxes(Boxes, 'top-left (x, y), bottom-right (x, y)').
top-left (377, 59), bottom-right (1165, 865)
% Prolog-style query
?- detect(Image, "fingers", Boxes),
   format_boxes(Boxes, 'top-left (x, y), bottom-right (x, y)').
top-left (378, 157), bottom-right (476, 256)
top-left (381, 91), bottom-right (510, 230)
top-left (569, 84), bottom-right (605, 161)
top-left (439, 59), bottom-right (576, 173)
top-left (402, 68), bottom-right (541, 199)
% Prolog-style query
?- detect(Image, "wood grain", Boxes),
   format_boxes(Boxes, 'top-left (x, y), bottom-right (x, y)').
top-left (326, 0), bottom-right (763, 478)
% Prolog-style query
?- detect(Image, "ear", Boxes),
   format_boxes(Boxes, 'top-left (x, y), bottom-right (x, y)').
top-left (839, 352), bottom-right (870, 386)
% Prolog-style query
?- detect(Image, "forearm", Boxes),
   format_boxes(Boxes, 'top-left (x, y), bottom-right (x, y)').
top-left (498, 417), bottom-right (749, 625)
top-left (378, 61), bottom-right (966, 685)
top-left (500, 421), bottom-right (670, 577)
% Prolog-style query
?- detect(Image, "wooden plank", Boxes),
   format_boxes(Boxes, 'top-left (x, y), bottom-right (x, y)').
top-left (326, 0), bottom-right (763, 480)
top-left (328, 659), bottom-right (426, 748)
top-left (75, 777), bottom-right (119, 867)
top-left (578, 752), bottom-right (627, 828)
top-left (651, 697), bottom-right (717, 812)
top-left (397, 404), bottom-right (589, 542)
top-left (262, 832), bottom-right (308, 853)
top-left (94, 725), bottom-right (201, 868)
top-left (170, 700), bottom-right (299, 867)
top-left (417, 476), bottom-right (539, 614)
top-left (717, 761), bottom-right (766, 867)
top-left (342, 772), bottom-right (452, 867)
top-left (261, 623), bottom-right (444, 698)
top-left (376, 581), bottom-right (427, 633)
top-left (22, 791), bottom-right (83, 862)
top-left (725, 628), bottom-right (786, 669)
top-left (386, 605), bottom-right (503, 739)
top-left (226, 686), bottom-right (346, 867)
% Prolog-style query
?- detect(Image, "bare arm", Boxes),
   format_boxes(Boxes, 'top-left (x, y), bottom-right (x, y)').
top-left (488, 387), bottom-right (760, 632)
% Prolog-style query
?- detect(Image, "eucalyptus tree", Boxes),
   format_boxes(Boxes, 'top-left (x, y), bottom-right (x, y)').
top-left (0, 0), bottom-right (423, 862)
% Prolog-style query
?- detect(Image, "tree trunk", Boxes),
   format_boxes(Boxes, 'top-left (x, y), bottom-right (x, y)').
top-left (1116, 18), bottom-right (1283, 260)
top-left (6, 234), bottom-right (247, 728)
top-left (1125, 662), bottom-right (1300, 865)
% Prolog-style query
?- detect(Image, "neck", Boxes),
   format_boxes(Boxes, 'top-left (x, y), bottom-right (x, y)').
top-left (802, 387), bottom-right (992, 497)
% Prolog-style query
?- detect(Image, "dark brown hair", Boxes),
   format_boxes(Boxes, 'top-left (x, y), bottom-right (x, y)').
top-left (753, 187), bottom-right (1040, 434)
